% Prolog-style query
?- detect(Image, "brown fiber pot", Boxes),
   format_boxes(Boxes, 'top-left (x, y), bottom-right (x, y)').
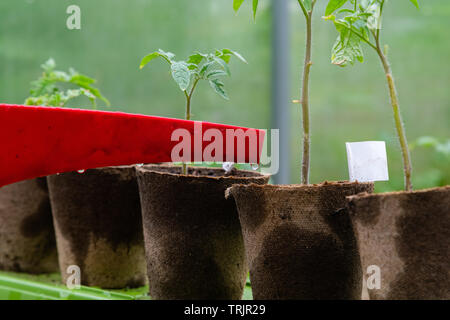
top-left (47, 166), bottom-right (146, 289)
top-left (0, 178), bottom-right (58, 273)
top-left (136, 165), bottom-right (269, 300)
top-left (347, 186), bottom-right (450, 300)
top-left (226, 181), bottom-right (374, 300)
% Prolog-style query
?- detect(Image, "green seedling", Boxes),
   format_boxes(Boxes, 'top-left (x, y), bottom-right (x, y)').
top-left (324, 0), bottom-right (418, 191)
top-left (140, 48), bottom-right (247, 174)
top-left (25, 58), bottom-right (110, 109)
top-left (233, 0), bottom-right (318, 184)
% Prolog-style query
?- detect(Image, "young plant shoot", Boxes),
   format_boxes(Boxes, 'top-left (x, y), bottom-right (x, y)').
top-left (139, 48), bottom-right (247, 174)
top-left (324, 0), bottom-right (418, 191)
top-left (25, 58), bottom-right (110, 109)
top-left (233, 0), bottom-right (317, 185)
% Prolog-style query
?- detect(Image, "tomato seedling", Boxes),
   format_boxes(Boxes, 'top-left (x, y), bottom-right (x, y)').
top-left (324, 0), bottom-right (418, 191)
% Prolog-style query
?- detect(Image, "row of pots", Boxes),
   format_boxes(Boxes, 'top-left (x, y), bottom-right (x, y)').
top-left (0, 165), bottom-right (448, 299)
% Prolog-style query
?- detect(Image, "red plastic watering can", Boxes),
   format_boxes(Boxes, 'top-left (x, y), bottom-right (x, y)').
top-left (0, 104), bottom-right (265, 187)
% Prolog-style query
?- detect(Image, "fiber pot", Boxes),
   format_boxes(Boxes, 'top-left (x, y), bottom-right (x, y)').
top-left (136, 164), bottom-right (269, 300)
top-left (226, 181), bottom-right (374, 300)
top-left (0, 178), bottom-right (58, 273)
top-left (347, 186), bottom-right (450, 300)
top-left (47, 166), bottom-right (146, 289)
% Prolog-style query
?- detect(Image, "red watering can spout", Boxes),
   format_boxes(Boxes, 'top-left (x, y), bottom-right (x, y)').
top-left (0, 104), bottom-right (265, 187)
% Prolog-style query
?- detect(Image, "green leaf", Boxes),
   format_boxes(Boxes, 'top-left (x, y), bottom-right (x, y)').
top-left (199, 61), bottom-right (215, 76)
top-left (158, 49), bottom-right (175, 60)
top-left (187, 53), bottom-right (204, 65)
top-left (213, 57), bottom-right (231, 76)
top-left (209, 79), bottom-right (229, 100)
top-left (139, 52), bottom-right (165, 69)
top-left (139, 49), bottom-right (174, 69)
top-left (221, 49), bottom-right (248, 63)
top-left (302, 0), bottom-right (312, 11)
top-left (26, 58), bottom-right (109, 108)
top-left (140, 52), bottom-right (161, 69)
top-left (325, 0), bottom-right (348, 16)
top-left (331, 26), bottom-right (364, 66)
top-left (252, 0), bottom-right (259, 19)
top-left (233, 0), bottom-right (245, 12)
top-left (171, 61), bottom-right (191, 91)
top-left (410, 0), bottom-right (419, 9)
top-left (206, 69), bottom-right (228, 79)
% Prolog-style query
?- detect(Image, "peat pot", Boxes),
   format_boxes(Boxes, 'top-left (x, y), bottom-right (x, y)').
top-left (136, 164), bottom-right (269, 300)
top-left (226, 181), bottom-right (374, 300)
top-left (347, 186), bottom-right (450, 300)
top-left (47, 166), bottom-right (146, 289)
top-left (0, 178), bottom-right (58, 273)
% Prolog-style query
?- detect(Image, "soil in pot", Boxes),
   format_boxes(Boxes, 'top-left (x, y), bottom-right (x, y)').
top-left (47, 166), bottom-right (146, 289)
top-left (226, 181), bottom-right (374, 300)
top-left (136, 164), bottom-right (269, 300)
top-left (347, 186), bottom-right (450, 300)
top-left (0, 178), bottom-right (58, 273)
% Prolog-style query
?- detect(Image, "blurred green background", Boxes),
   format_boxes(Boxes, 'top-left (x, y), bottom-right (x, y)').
top-left (0, 0), bottom-right (448, 191)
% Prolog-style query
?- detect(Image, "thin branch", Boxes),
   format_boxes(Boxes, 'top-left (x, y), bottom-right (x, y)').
top-left (351, 27), bottom-right (378, 51)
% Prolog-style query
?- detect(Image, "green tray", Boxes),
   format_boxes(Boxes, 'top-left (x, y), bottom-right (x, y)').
top-left (0, 271), bottom-right (253, 300)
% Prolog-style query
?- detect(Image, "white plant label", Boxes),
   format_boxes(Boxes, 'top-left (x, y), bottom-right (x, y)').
top-left (346, 141), bottom-right (389, 183)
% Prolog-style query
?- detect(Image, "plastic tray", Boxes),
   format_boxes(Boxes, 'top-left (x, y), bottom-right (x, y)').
top-left (0, 271), bottom-right (253, 300)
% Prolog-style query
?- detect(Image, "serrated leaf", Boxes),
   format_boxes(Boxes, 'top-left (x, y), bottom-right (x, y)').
top-left (209, 79), bottom-right (229, 100)
top-left (214, 57), bottom-right (231, 75)
top-left (200, 61), bottom-right (215, 76)
top-left (206, 69), bottom-right (228, 79)
top-left (171, 62), bottom-right (191, 91)
top-left (325, 0), bottom-right (348, 16)
top-left (233, 0), bottom-right (245, 12)
top-left (158, 49), bottom-right (175, 60)
top-left (331, 27), bottom-right (364, 66)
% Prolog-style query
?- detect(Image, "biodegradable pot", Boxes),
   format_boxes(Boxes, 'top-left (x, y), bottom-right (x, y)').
top-left (0, 178), bottom-right (58, 273)
top-left (347, 186), bottom-right (450, 300)
top-left (47, 166), bottom-right (146, 289)
top-left (136, 165), bottom-right (269, 300)
top-left (226, 181), bottom-right (374, 300)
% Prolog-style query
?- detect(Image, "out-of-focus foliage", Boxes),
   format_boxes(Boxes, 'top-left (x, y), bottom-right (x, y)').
top-left (25, 58), bottom-right (109, 108)
top-left (411, 137), bottom-right (450, 188)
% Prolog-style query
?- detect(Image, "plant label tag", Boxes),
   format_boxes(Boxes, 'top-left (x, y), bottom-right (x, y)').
top-left (346, 141), bottom-right (389, 182)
